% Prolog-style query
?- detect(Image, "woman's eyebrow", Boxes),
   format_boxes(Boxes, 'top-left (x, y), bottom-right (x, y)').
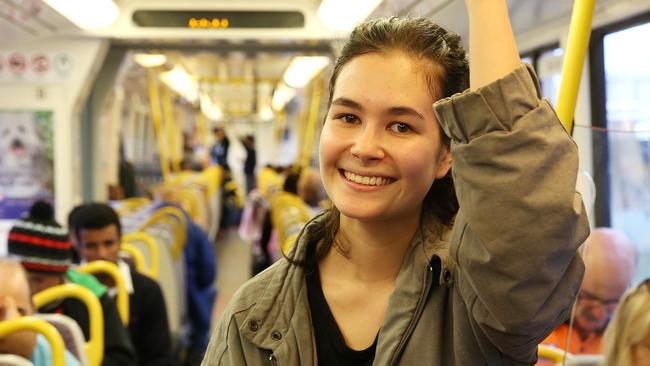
top-left (387, 106), bottom-right (424, 120)
top-left (331, 97), bottom-right (363, 111)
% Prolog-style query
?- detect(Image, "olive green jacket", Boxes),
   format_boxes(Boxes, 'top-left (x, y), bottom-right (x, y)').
top-left (202, 64), bottom-right (589, 366)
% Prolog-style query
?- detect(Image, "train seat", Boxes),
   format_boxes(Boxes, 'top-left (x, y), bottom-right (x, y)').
top-left (33, 314), bottom-right (89, 366)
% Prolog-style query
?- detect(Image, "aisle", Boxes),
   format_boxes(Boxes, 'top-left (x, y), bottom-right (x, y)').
top-left (211, 228), bottom-right (252, 326)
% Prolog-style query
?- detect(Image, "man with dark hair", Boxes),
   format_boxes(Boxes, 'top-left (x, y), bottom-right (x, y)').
top-left (7, 204), bottom-right (136, 366)
top-left (70, 203), bottom-right (176, 366)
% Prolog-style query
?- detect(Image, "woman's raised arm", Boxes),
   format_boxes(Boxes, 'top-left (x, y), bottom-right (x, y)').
top-left (465, 0), bottom-right (521, 89)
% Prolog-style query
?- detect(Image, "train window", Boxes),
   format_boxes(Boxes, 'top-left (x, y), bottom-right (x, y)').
top-left (536, 48), bottom-right (564, 107)
top-left (520, 55), bottom-right (533, 66)
top-left (520, 44), bottom-right (562, 106)
top-left (602, 21), bottom-right (650, 284)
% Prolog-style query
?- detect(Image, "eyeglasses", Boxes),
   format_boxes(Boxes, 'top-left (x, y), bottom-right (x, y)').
top-left (577, 289), bottom-right (620, 313)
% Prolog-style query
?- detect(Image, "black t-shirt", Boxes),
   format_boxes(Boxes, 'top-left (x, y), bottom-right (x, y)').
top-left (306, 267), bottom-right (378, 366)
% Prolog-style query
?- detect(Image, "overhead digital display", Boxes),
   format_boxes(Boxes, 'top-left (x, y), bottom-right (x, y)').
top-left (132, 10), bottom-right (305, 29)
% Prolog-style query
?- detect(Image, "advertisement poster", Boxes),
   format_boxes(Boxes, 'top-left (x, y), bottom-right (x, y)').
top-left (0, 111), bottom-right (54, 219)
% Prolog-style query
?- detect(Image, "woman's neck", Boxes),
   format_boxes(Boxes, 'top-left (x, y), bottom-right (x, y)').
top-left (320, 211), bottom-right (421, 284)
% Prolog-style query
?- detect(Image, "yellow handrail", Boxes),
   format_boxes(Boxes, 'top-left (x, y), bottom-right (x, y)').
top-left (120, 243), bottom-right (147, 276)
top-left (300, 77), bottom-right (323, 168)
top-left (556, 0), bottom-right (596, 134)
top-left (161, 85), bottom-right (182, 173)
top-left (33, 284), bottom-right (104, 366)
top-left (0, 316), bottom-right (65, 366)
top-left (122, 232), bottom-right (160, 279)
top-left (142, 206), bottom-right (187, 259)
top-left (257, 167), bottom-right (283, 200)
top-left (537, 344), bottom-right (566, 364)
top-left (147, 70), bottom-right (171, 183)
top-left (175, 190), bottom-right (199, 221)
top-left (271, 192), bottom-right (311, 255)
top-left (201, 166), bottom-right (222, 199)
top-left (77, 261), bottom-right (129, 326)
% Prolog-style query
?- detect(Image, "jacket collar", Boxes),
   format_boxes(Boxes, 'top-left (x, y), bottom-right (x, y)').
top-left (239, 210), bottom-right (454, 352)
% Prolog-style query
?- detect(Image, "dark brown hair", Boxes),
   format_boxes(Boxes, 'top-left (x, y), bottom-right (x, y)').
top-left (306, 17), bottom-right (468, 266)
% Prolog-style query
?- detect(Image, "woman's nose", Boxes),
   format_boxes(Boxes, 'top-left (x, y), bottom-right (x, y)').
top-left (350, 127), bottom-right (385, 162)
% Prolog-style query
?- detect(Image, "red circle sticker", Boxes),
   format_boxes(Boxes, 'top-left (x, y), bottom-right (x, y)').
top-left (31, 53), bottom-right (50, 74)
top-left (9, 53), bottom-right (27, 74)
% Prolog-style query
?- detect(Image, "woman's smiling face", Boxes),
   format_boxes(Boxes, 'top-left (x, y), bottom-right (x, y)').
top-left (319, 51), bottom-right (451, 223)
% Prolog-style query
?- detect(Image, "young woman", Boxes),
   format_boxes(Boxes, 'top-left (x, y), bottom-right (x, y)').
top-left (603, 280), bottom-right (650, 366)
top-left (202, 0), bottom-right (589, 364)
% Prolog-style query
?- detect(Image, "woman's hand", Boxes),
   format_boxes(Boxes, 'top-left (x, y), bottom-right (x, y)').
top-left (465, 0), bottom-right (521, 89)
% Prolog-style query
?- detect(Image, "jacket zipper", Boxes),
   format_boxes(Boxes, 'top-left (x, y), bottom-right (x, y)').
top-left (389, 264), bottom-right (434, 366)
top-left (268, 352), bottom-right (278, 366)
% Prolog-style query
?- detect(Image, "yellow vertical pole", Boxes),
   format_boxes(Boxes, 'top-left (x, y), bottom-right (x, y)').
top-left (147, 70), bottom-right (171, 183)
top-left (196, 110), bottom-right (209, 147)
top-left (275, 110), bottom-right (287, 142)
top-left (556, 0), bottom-right (596, 134)
top-left (161, 86), bottom-right (182, 173)
top-left (300, 78), bottom-right (323, 168)
top-left (195, 110), bottom-right (210, 168)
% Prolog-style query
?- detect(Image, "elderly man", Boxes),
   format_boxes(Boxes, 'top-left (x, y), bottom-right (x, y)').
top-left (0, 258), bottom-right (80, 365)
top-left (542, 228), bottom-right (637, 355)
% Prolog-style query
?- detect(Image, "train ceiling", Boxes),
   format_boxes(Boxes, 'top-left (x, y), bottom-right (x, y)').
top-left (0, 0), bottom-right (642, 122)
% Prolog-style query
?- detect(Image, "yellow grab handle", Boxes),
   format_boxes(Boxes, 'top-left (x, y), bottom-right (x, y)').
top-left (77, 260), bottom-right (129, 326)
top-left (33, 284), bottom-right (104, 366)
top-left (120, 243), bottom-right (147, 276)
top-left (556, 0), bottom-right (596, 134)
top-left (0, 316), bottom-right (65, 366)
top-left (537, 344), bottom-right (566, 364)
top-left (122, 232), bottom-right (160, 279)
top-left (142, 206), bottom-right (187, 259)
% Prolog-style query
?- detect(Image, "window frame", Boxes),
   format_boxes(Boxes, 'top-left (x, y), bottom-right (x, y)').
top-left (520, 42), bottom-right (560, 73)
top-left (588, 11), bottom-right (650, 227)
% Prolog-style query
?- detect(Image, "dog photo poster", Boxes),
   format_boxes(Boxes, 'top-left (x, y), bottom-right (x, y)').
top-left (0, 111), bottom-right (54, 219)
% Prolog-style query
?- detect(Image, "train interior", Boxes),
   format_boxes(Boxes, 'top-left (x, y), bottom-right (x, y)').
top-left (1, 0), bottom-right (650, 365)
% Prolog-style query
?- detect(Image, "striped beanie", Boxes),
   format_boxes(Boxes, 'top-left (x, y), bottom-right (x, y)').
top-left (8, 217), bottom-right (72, 273)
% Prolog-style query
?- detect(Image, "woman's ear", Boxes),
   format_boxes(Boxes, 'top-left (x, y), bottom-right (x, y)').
top-left (435, 144), bottom-right (452, 179)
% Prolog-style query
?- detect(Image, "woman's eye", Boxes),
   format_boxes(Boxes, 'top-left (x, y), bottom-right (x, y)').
top-left (338, 114), bottom-right (358, 124)
top-left (390, 122), bottom-right (411, 133)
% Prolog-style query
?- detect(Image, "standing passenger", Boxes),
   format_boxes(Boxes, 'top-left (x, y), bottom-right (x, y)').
top-left (201, 0), bottom-right (589, 364)
top-left (210, 127), bottom-right (230, 168)
top-left (242, 135), bottom-right (257, 194)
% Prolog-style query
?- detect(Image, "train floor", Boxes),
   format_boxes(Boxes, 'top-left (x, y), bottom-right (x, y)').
top-left (212, 228), bottom-right (252, 328)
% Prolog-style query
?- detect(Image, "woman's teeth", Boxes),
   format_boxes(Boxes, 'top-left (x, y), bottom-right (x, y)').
top-left (344, 171), bottom-right (392, 186)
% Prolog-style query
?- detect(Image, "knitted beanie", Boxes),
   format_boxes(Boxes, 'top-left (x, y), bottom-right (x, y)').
top-left (8, 216), bottom-right (72, 273)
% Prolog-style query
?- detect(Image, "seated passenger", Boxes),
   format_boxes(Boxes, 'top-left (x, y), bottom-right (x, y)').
top-left (7, 205), bottom-right (137, 366)
top-left (602, 279), bottom-right (650, 366)
top-left (149, 201), bottom-right (216, 366)
top-left (297, 167), bottom-right (325, 214)
top-left (542, 228), bottom-right (637, 354)
top-left (70, 203), bottom-right (176, 366)
top-left (0, 258), bottom-right (80, 366)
